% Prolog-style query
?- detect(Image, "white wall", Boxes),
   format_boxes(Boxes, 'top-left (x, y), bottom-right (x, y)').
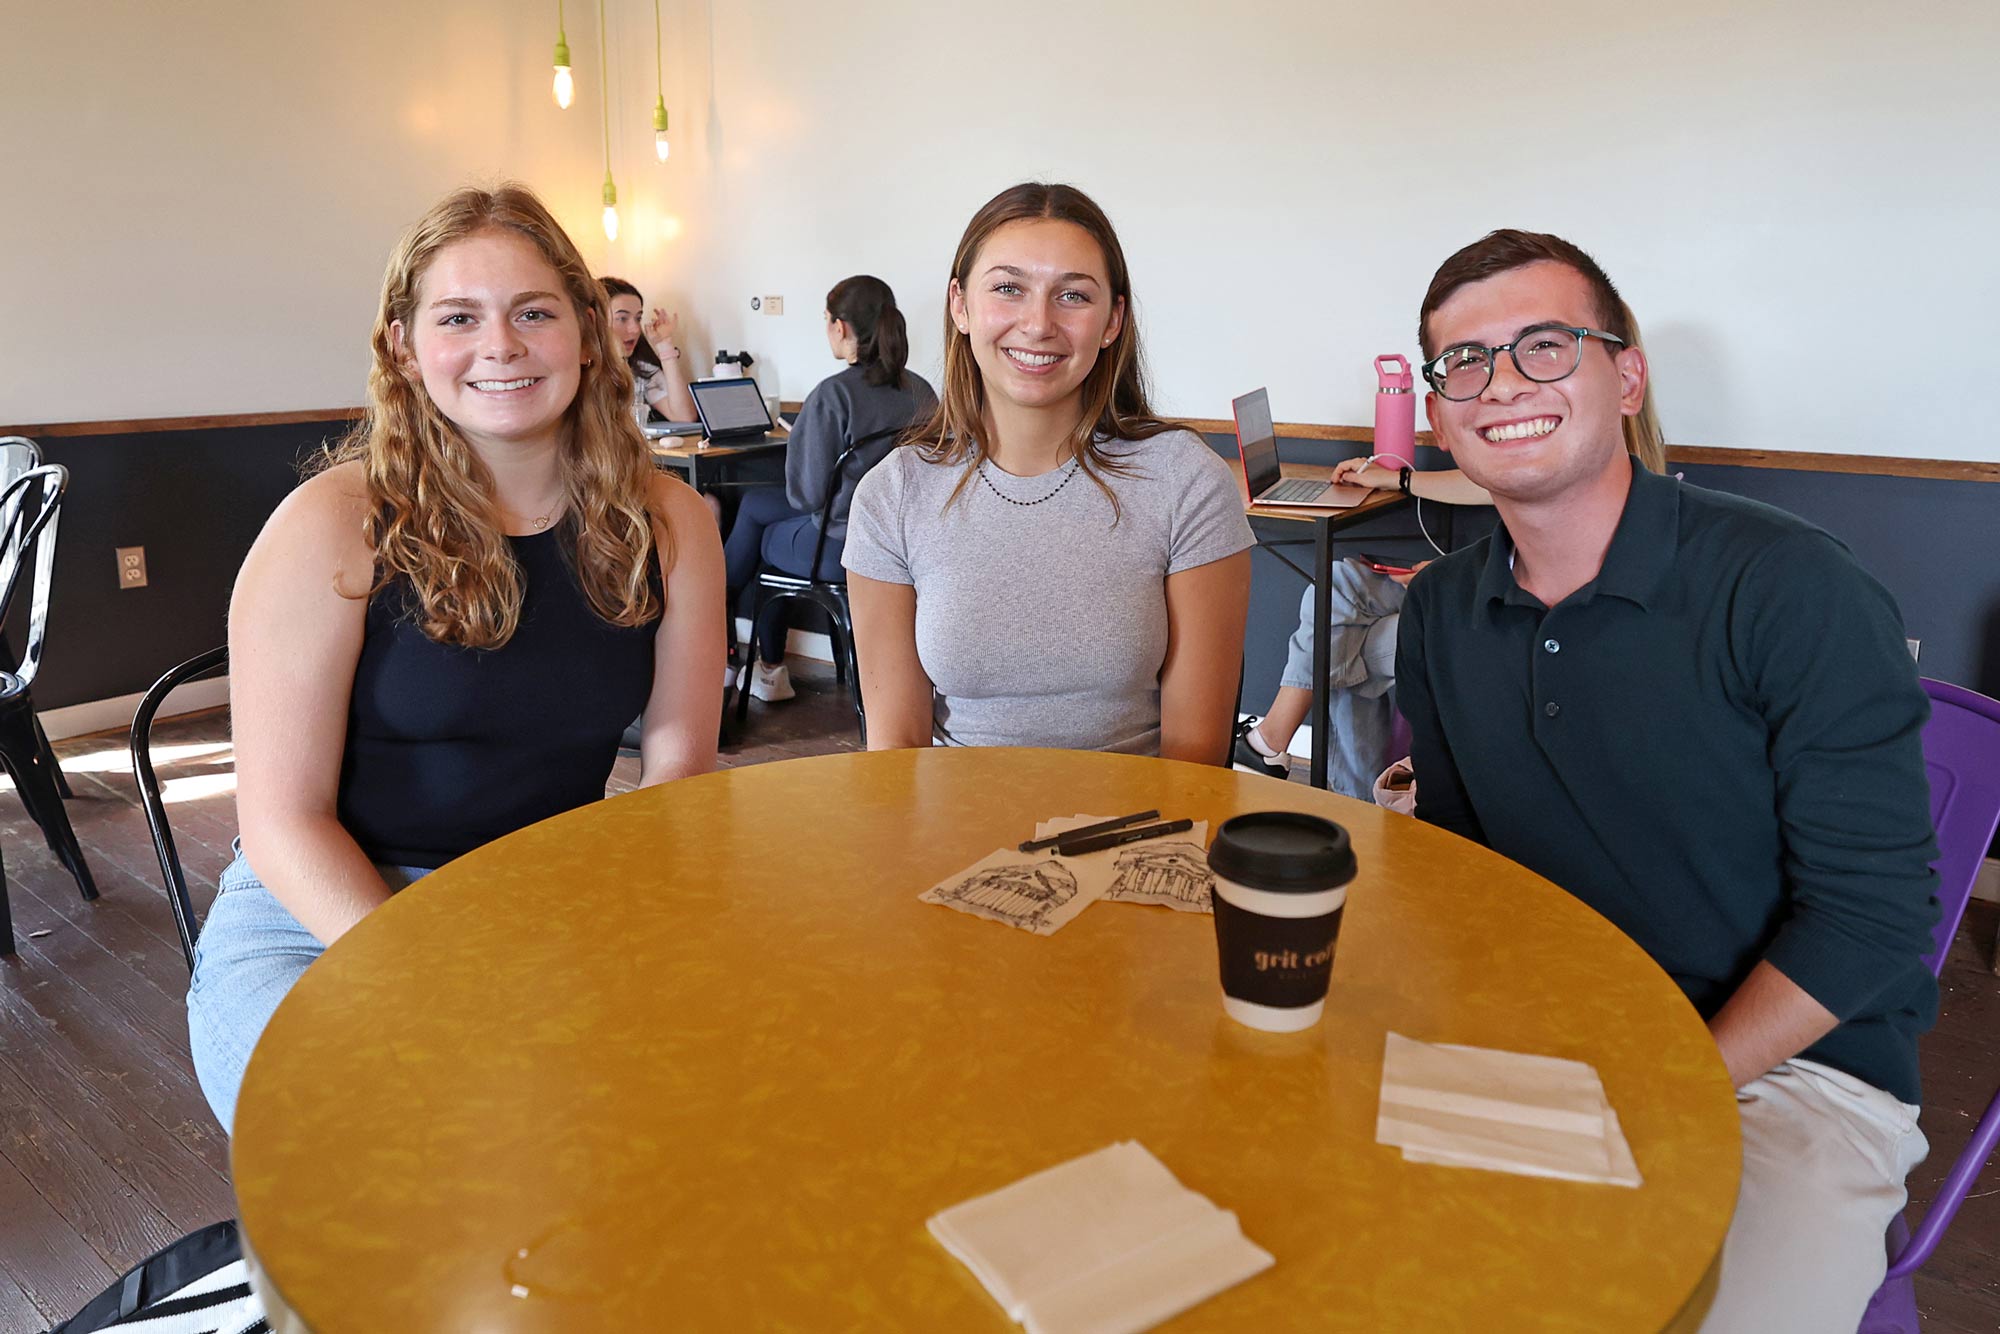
top-left (6, 1), bottom-right (1996, 464)
top-left (1, 0), bottom-right (609, 423)
top-left (645, 0), bottom-right (1999, 463)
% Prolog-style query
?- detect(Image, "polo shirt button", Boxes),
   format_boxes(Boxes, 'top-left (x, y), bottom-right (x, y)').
top-left (1544, 702), bottom-right (1561, 718)
top-left (1543, 638), bottom-right (1561, 653)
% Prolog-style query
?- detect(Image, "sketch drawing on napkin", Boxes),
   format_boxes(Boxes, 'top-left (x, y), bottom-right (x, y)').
top-left (1105, 842), bottom-right (1212, 912)
top-left (921, 815), bottom-right (1214, 935)
top-left (923, 851), bottom-right (1092, 935)
top-left (1034, 814), bottom-right (1215, 915)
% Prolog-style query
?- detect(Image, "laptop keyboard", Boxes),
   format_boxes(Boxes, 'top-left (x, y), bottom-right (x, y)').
top-left (1263, 477), bottom-right (1326, 503)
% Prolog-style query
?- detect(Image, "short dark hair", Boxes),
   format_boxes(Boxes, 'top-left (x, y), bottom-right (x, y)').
top-left (1417, 230), bottom-right (1632, 360)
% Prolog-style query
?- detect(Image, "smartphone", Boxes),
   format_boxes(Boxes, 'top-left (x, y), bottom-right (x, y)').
top-left (1353, 553), bottom-right (1415, 576)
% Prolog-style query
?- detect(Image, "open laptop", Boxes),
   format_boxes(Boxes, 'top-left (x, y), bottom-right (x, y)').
top-left (689, 376), bottom-right (779, 445)
top-left (1232, 387), bottom-right (1368, 509)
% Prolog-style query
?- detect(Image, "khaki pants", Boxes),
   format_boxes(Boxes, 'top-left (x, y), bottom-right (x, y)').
top-left (1702, 1058), bottom-right (1928, 1333)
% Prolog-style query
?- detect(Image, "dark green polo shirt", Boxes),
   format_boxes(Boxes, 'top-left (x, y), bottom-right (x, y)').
top-left (1397, 461), bottom-right (1938, 1104)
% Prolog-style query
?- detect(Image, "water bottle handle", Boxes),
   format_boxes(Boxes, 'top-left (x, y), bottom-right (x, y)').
top-left (1375, 354), bottom-right (1413, 392)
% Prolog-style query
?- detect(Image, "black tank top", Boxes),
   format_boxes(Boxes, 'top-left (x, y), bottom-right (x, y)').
top-left (337, 527), bottom-right (658, 867)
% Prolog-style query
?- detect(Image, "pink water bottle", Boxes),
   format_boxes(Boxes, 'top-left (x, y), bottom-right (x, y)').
top-left (1373, 354), bottom-right (1416, 467)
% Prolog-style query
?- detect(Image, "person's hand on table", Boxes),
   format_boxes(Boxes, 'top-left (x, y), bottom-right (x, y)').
top-left (1331, 457), bottom-right (1401, 491)
top-left (642, 307), bottom-right (682, 358)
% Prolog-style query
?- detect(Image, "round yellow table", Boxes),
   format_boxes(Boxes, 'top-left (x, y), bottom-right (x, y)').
top-left (232, 748), bottom-right (1739, 1332)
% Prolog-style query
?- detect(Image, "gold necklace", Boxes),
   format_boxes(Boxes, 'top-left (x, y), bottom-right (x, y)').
top-left (512, 495), bottom-right (563, 531)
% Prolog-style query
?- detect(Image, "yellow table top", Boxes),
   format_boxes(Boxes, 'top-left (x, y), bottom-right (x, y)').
top-left (233, 748), bottom-right (1738, 1332)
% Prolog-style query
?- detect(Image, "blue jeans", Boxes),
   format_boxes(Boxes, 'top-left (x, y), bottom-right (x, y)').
top-left (723, 484), bottom-right (844, 664)
top-left (186, 847), bottom-right (429, 1133)
top-left (1279, 562), bottom-right (1406, 800)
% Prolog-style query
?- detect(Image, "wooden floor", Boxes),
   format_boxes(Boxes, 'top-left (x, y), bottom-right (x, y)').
top-left (0, 664), bottom-right (1995, 1331)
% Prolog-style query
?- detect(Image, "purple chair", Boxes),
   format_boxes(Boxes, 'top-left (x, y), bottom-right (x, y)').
top-left (1858, 677), bottom-right (2000, 1334)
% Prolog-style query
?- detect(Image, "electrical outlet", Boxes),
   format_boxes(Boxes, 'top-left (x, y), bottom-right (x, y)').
top-left (764, 295), bottom-right (784, 316)
top-left (117, 546), bottom-right (148, 589)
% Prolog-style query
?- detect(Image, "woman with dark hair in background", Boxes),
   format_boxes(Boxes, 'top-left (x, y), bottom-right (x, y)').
top-left (724, 274), bottom-right (936, 703)
top-left (601, 275), bottom-right (697, 424)
top-left (843, 183), bottom-right (1253, 761)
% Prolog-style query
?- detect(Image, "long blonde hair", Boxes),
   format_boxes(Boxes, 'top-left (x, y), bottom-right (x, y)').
top-left (327, 183), bottom-right (665, 647)
top-left (911, 183), bottom-right (1175, 512)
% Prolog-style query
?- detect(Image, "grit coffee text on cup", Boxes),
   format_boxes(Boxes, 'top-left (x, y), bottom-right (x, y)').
top-left (1207, 812), bottom-right (1355, 1033)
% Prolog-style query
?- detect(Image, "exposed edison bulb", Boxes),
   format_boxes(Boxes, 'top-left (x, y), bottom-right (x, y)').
top-left (602, 205), bottom-right (620, 241)
top-left (655, 132), bottom-right (671, 162)
top-left (552, 30), bottom-right (573, 109)
top-left (652, 95), bottom-right (671, 164)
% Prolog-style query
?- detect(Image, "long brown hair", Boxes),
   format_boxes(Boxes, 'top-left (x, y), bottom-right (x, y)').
top-left (1418, 228), bottom-right (1667, 473)
top-left (327, 184), bottom-right (665, 648)
top-left (911, 182), bottom-right (1175, 510)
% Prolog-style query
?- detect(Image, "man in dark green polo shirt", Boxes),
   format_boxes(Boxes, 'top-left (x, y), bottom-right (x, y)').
top-left (1396, 229), bottom-right (1938, 1333)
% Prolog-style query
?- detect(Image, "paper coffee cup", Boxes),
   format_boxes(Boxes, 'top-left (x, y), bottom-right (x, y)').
top-left (1207, 812), bottom-right (1354, 1032)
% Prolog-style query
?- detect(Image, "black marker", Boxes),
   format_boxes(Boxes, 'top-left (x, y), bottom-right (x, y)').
top-left (1054, 819), bottom-right (1195, 858)
top-left (1019, 809), bottom-right (1159, 853)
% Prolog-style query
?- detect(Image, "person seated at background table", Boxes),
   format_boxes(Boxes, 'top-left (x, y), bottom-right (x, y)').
top-left (1233, 316), bottom-right (1665, 796)
top-left (600, 275), bottom-right (697, 425)
top-left (188, 184), bottom-right (725, 1133)
top-left (1396, 228), bottom-right (1937, 1332)
top-left (844, 182), bottom-right (1253, 761)
top-left (723, 275), bottom-right (937, 703)
top-left (1230, 464), bottom-right (1490, 795)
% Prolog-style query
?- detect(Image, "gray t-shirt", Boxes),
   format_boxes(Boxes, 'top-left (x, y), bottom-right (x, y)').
top-left (843, 429), bottom-right (1255, 754)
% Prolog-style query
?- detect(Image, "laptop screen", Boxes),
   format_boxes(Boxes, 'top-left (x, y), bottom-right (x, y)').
top-left (1232, 388), bottom-right (1280, 496)
top-left (689, 377), bottom-right (772, 435)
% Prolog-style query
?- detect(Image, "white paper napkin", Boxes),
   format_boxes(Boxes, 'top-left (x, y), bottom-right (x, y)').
top-left (928, 1141), bottom-right (1274, 1334)
top-left (1376, 1032), bottom-right (1643, 1188)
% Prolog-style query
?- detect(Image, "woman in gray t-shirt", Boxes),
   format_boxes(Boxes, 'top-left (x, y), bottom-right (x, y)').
top-left (844, 183), bottom-right (1253, 761)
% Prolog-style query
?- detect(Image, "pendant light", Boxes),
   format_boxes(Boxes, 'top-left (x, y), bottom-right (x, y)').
top-left (651, 0), bottom-right (670, 161)
top-left (551, 0), bottom-right (574, 110)
top-left (598, 0), bottom-right (618, 240)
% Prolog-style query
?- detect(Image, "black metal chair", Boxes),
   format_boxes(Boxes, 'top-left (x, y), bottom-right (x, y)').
top-left (0, 464), bottom-right (94, 953)
top-left (0, 437), bottom-right (70, 800)
top-left (130, 646), bottom-right (228, 972)
top-left (733, 427), bottom-right (903, 741)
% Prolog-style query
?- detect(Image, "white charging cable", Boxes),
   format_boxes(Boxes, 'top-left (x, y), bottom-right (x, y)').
top-left (1360, 453), bottom-right (1448, 557)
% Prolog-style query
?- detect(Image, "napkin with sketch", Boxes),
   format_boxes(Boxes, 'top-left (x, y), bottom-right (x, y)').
top-left (1375, 1031), bottom-right (1643, 1187)
top-left (928, 1141), bottom-right (1273, 1334)
top-left (1033, 815), bottom-right (1213, 914)
top-left (921, 815), bottom-right (1214, 935)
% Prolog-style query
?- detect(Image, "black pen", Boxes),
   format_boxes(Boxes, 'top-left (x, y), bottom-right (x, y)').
top-left (1019, 809), bottom-right (1159, 853)
top-left (1053, 818), bottom-right (1194, 858)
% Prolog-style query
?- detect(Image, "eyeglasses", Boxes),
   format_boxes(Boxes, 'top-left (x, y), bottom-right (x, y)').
top-left (1420, 324), bottom-right (1625, 402)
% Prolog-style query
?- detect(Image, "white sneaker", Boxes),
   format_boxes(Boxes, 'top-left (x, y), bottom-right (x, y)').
top-left (750, 662), bottom-right (795, 703)
top-left (725, 664), bottom-right (744, 690)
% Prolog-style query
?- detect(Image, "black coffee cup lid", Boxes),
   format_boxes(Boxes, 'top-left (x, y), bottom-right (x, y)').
top-left (1207, 812), bottom-right (1355, 892)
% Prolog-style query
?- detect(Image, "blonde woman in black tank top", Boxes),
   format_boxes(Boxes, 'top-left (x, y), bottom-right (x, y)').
top-left (186, 186), bottom-right (725, 1133)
